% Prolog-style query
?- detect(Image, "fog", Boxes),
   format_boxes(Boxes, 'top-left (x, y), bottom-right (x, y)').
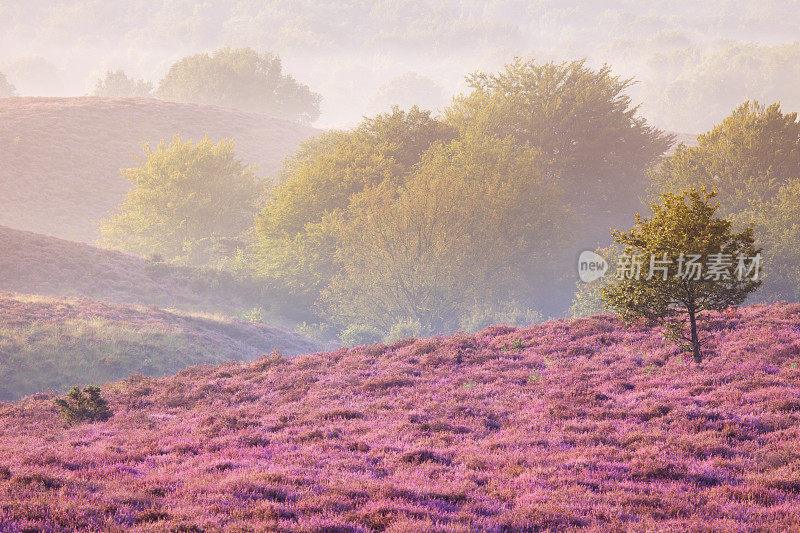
top-left (2, 0), bottom-right (800, 130)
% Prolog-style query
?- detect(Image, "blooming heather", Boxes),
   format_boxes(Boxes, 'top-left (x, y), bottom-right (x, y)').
top-left (0, 304), bottom-right (799, 530)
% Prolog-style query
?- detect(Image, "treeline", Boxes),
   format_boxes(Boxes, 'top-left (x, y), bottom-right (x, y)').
top-left (5, 1), bottom-right (800, 129)
top-left (98, 57), bottom-right (800, 344)
top-left (90, 47), bottom-right (320, 124)
top-left (99, 58), bottom-right (667, 341)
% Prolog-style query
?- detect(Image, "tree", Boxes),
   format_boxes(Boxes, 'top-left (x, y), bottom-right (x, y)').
top-left (446, 58), bottom-right (673, 217)
top-left (156, 47), bottom-right (321, 124)
top-left (650, 101), bottom-right (800, 213)
top-left (649, 101), bottom-right (800, 300)
top-left (93, 70), bottom-right (153, 97)
top-left (742, 179), bottom-right (800, 301)
top-left (99, 136), bottom-right (262, 266)
top-left (320, 133), bottom-right (567, 332)
top-left (446, 58), bottom-right (673, 315)
top-left (253, 107), bottom-right (455, 307)
top-left (54, 386), bottom-right (113, 424)
top-left (0, 72), bottom-right (15, 97)
top-left (602, 189), bottom-right (761, 363)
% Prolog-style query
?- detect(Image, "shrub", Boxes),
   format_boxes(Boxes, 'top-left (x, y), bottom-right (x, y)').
top-left (460, 301), bottom-right (542, 332)
top-left (54, 386), bottom-right (113, 424)
top-left (240, 307), bottom-right (265, 324)
top-left (339, 324), bottom-right (384, 347)
top-left (384, 319), bottom-right (423, 343)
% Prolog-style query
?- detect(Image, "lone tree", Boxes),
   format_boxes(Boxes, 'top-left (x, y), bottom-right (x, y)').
top-left (93, 69), bottom-right (153, 97)
top-left (156, 47), bottom-right (321, 124)
top-left (602, 189), bottom-right (762, 363)
top-left (99, 136), bottom-right (261, 266)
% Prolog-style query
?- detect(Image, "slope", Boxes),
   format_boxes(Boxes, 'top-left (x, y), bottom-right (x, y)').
top-left (0, 304), bottom-right (798, 530)
top-left (0, 224), bottom-right (292, 319)
top-left (0, 292), bottom-right (317, 401)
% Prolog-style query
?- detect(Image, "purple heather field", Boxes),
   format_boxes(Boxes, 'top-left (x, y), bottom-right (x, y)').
top-left (1, 303), bottom-right (800, 531)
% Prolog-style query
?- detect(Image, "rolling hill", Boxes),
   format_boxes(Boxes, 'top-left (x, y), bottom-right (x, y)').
top-left (0, 97), bottom-right (318, 242)
top-left (1, 303), bottom-right (798, 530)
top-left (0, 224), bottom-right (296, 320)
top-left (0, 292), bottom-right (317, 402)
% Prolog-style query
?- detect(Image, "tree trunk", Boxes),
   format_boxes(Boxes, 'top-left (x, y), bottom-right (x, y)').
top-left (688, 308), bottom-right (702, 363)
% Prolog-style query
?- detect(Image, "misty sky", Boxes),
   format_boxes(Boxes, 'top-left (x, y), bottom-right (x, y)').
top-left (2, 1), bottom-right (800, 131)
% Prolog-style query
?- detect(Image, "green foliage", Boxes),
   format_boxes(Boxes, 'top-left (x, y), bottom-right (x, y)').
top-left (446, 58), bottom-right (673, 216)
top-left (384, 319), bottom-right (423, 343)
top-left (0, 72), bottom-right (15, 97)
top-left (650, 101), bottom-right (800, 213)
top-left (569, 243), bottom-right (621, 319)
top-left (99, 136), bottom-right (261, 267)
top-left (93, 70), bottom-right (153, 97)
top-left (741, 179), bottom-right (800, 301)
top-left (650, 101), bottom-right (800, 300)
top-left (459, 301), bottom-right (542, 332)
top-left (155, 47), bottom-right (321, 124)
top-left (53, 386), bottom-right (113, 424)
top-left (602, 189), bottom-right (761, 362)
top-left (320, 132), bottom-right (566, 332)
top-left (339, 324), bottom-right (384, 347)
top-left (252, 58), bottom-right (674, 329)
top-left (254, 106), bottom-right (455, 307)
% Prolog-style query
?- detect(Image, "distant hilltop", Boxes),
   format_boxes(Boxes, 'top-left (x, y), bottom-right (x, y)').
top-left (0, 97), bottom-right (319, 242)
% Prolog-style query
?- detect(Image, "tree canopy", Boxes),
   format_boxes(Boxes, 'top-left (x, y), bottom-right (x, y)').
top-left (251, 59), bottom-right (677, 335)
top-left (320, 133), bottom-right (566, 332)
top-left (155, 47), bottom-right (321, 124)
top-left (446, 58), bottom-right (673, 217)
top-left (254, 107), bottom-right (455, 304)
top-left (649, 101), bottom-right (800, 300)
top-left (650, 101), bottom-right (800, 213)
top-left (93, 70), bottom-right (153, 98)
top-left (99, 136), bottom-right (262, 266)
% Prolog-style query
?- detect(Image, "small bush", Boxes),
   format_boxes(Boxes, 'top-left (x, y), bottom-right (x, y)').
top-left (240, 307), bottom-right (265, 324)
top-left (384, 319), bottom-right (423, 343)
top-left (339, 324), bottom-right (383, 347)
top-left (54, 386), bottom-right (113, 424)
top-left (459, 301), bottom-right (542, 332)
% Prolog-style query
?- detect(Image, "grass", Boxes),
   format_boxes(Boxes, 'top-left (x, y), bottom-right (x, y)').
top-left (0, 292), bottom-right (318, 401)
top-left (0, 225), bottom-right (307, 321)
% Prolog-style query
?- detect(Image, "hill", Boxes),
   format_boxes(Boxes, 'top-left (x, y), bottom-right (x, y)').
top-left (0, 292), bottom-right (317, 402)
top-left (1, 303), bottom-right (799, 530)
top-left (0, 97), bottom-right (318, 242)
top-left (0, 225), bottom-right (297, 320)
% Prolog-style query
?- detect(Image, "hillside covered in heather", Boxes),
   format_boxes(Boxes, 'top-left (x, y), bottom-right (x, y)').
top-left (1, 303), bottom-right (799, 531)
top-left (0, 292), bottom-right (317, 402)
top-left (0, 97), bottom-right (318, 242)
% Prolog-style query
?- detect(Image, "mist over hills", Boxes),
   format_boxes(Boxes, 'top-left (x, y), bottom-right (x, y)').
top-left (0, 97), bottom-right (318, 242)
top-left (2, 1), bottom-right (800, 130)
